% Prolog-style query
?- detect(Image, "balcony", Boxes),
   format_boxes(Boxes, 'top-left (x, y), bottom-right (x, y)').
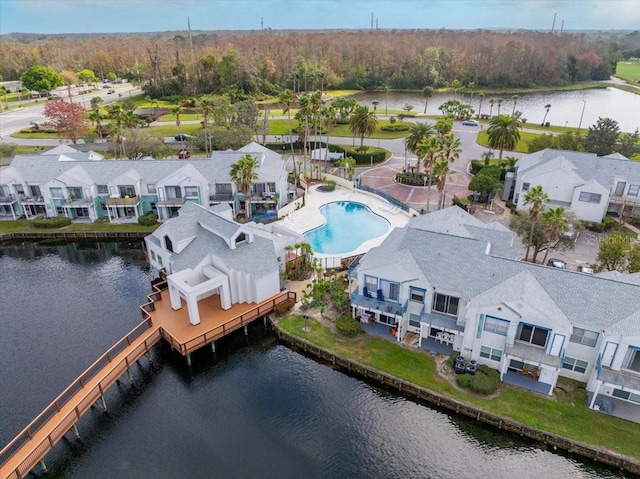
top-left (156, 197), bottom-right (185, 207)
top-left (599, 366), bottom-right (640, 392)
top-left (20, 196), bottom-right (45, 205)
top-left (609, 194), bottom-right (640, 207)
top-left (64, 196), bottom-right (93, 207)
top-left (350, 291), bottom-right (404, 316)
top-left (420, 311), bottom-right (464, 333)
top-left (105, 195), bottom-right (140, 206)
top-left (209, 194), bottom-right (234, 202)
top-left (0, 194), bottom-right (16, 204)
top-left (505, 342), bottom-right (561, 368)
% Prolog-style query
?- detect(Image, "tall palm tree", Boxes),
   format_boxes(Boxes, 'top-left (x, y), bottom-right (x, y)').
top-left (321, 104), bottom-right (336, 161)
top-left (404, 122), bottom-right (435, 175)
top-left (477, 93), bottom-right (485, 118)
top-left (171, 104), bottom-right (184, 146)
top-left (496, 98), bottom-right (503, 116)
top-left (542, 103), bottom-right (551, 126)
top-left (523, 185), bottom-right (550, 262)
top-left (198, 96), bottom-right (213, 154)
top-left (417, 135), bottom-right (440, 212)
top-left (310, 91), bottom-right (324, 156)
top-left (439, 134), bottom-right (461, 164)
top-left (433, 159), bottom-right (451, 209)
top-left (295, 93), bottom-right (311, 177)
top-left (434, 117), bottom-right (454, 137)
top-left (339, 156), bottom-right (356, 180)
top-left (230, 153), bottom-right (259, 219)
top-left (422, 86), bottom-right (434, 114)
top-left (487, 114), bottom-right (521, 166)
top-left (488, 99), bottom-right (496, 118)
top-left (88, 108), bottom-right (105, 139)
top-left (279, 89), bottom-right (296, 176)
top-left (511, 95), bottom-right (519, 116)
top-left (541, 207), bottom-right (569, 264)
top-left (348, 105), bottom-right (378, 148)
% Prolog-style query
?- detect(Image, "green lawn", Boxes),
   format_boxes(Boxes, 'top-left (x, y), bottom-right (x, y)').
top-left (0, 220), bottom-right (158, 234)
top-left (615, 60), bottom-right (640, 85)
top-left (278, 315), bottom-right (640, 460)
top-left (156, 113), bottom-right (202, 122)
top-left (476, 130), bottom-right (538, 153)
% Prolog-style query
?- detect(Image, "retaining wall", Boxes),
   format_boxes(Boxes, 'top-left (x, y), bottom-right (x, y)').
top-left (271, 320), bottom-right (640, 475)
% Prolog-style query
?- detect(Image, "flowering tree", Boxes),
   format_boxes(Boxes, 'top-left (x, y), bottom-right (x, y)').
top-left (43, 100), bottom-right (89, 144)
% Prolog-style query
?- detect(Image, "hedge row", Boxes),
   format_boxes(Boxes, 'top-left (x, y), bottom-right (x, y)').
top-left (32, 216), bottom-right (72, 228)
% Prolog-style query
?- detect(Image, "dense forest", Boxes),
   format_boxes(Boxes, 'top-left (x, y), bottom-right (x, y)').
top-left (1, 29), bottom-right (639, 98)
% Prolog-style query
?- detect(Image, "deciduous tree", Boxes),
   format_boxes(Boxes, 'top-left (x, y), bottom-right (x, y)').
top-left (583, 117), bottom-right (620, 156)
top-left (20, 65), bottom-right (64, 93)
top-left (43, 100), bottom-right (88, 144)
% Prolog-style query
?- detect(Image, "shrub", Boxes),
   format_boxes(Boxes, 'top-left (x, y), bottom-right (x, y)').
top-left (455, 364), bottom-right (501, 395)
top-left (396, 172), bottom-right (430, 186)
top-left (321, 179), bottom-right (336, 191)
top-left (452, 196), bottom-right (470, 210)
top-left (389, 116), bottom-right (397, 124)
top-left (329, 144), bottom-right (386, 164)
top-left (381, 124), bottom-right (410, 132)
top-left (603, 215), bottom-right (619, 231)
top-left (138, 213), bottom-right (158, 226)
top-left (335, 313), bottom-right (361, 337)
top-left (32, 216), bottom-right (72, 228)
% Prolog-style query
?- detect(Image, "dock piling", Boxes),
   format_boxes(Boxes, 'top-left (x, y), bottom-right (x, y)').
top-left (71, 424), bottom-right (80, 439)
top-left (186, 353), bottom-right (192, 366)
top-left (126, 368), bottom-right (133, 384)
top-left (243, 325), bottom-right (248, 336)
top-left (39, 459), bottom-right (48, 473)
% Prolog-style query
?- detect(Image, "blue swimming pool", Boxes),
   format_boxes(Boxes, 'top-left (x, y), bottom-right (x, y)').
top-left (305, 201), bottom-right (389, 254)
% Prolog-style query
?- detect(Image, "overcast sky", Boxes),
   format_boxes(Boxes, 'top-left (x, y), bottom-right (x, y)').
top-left (1, 0), bottom-right (639, 34)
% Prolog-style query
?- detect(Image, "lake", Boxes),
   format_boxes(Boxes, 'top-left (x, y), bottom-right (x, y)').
top-left (0, 241), bottom-right (623, 478)
top-left (353, 87), bottom-right (640, 133)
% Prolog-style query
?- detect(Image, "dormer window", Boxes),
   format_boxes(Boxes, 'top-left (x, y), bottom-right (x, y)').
top-left (164, 235), bottom-right (173, 253)
top-left (516, 323), bottom-right (549, 348)
top-left (235, 233), bottom-right (246, 247)
top-left (432, 293), bottom-right (459, 317)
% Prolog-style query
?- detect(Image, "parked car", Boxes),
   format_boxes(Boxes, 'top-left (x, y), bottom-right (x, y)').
top-left (562, 223), bottom-right (580, 242)
top-left (577, 265), bottom-right (594, 274)
top-left (547, 258), bottom-right (567, 269)
top-left (102, 84), bottom-right (111, 89)
top-left (107, 89), bottom-right (116, 94)
top-left (462, 119), bottom-right (479, 126)
top-left (175, 134), bottom-right (191, 141)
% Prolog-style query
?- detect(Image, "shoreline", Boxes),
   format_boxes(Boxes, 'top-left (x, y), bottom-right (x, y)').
top-left (270, 318), bottom-right (640, 475)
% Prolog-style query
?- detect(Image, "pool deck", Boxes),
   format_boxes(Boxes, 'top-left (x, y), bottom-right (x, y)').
top-left (282, 185), bottom-right (413, 258)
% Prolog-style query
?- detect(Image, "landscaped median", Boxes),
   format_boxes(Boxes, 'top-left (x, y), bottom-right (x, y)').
top-left (273, 314), bottom-right (640, 472)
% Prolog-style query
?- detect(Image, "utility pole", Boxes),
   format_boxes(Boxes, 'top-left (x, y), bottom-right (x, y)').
top-left (551, 13), bottom-right (556, 33)
top-left (371, 12), bottom-right (373, 30)
top-left (560, 20), bottom-right (564, 34)
top-left (187, 17), bottom-right (193, 54)
top-left (261, 17), bottom-right (264, 30)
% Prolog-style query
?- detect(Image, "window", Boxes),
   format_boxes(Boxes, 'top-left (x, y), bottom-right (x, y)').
top-left (0, 185), bottom-right (9, 197)
top-left (432, 293), bottom-right (459, 316)
top-left (628, 185), bottom-right (640, 196)
top-left (97, 185), bottom-right (109, 195)
top-left (216, 184), bottom-right (232, 194)
top-left (562, 357), bottom-right (588, 374)
top-left (50, 187), bottom-right (63, 198)
top-left (569, 327), bottom-right (598, 347)
top-left (612, 389), bottom-right (640, 404)
top-left (623, 347), bottom-right (640, 373)
top-left (164, 235), bottom-right (173, 253)
top-left (483, 316), bottom-right (509, 336)
top-left (166, 186), bottom-right (181, 199)
top-left (29, 185), bottom-right (42, 197)
top-left (409, 313), bottom-right (421, 328)
top-left (68, 187), bottom-right (83, 199)
top-left (480, 346), bottom-right (503, 362)
top-left (118, 185), bottom-right (136, 197)
top-left (364, 275), bottom-right (377, 296)
top-left (522, 182), bottom-right (530, 191)
top-left (516, 323), bottom-right (550, 348)
top-left (380, 280), bottom-right (400, 302)
top-left (578, 192), bottom-right (601, 203)
top-left (410, 287), bottom-right (425, 303)
top-left (147, 184), bottom-right (157, 194)
top-left (12, 184), bottom-right (25, 195)
top-left (184, 186), bottom-right (199, 198)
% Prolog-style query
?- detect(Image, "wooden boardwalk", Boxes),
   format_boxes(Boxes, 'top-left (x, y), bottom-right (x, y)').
top-left (0, 279), bottom-right (296, 479)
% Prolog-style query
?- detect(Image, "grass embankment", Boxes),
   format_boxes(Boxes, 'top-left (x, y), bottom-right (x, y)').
top-left (476, 130), bottom-right (537, 153)
top-left (278, 315), bottom-right (640, 460)
top-left (615, 60), bottom-right (640, 85)
top-left (0, 220), bottom-right (158, 234)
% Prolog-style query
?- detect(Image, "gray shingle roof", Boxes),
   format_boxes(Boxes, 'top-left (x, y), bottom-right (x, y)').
top-left (357, 209), bottom-right (640, 335)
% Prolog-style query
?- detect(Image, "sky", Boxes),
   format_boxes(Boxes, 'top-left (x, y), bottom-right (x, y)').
top-left (0, 0), bottom-right (639, 34)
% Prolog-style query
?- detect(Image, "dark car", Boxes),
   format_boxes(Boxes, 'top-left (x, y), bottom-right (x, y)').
top-left (174, 134), bottom-right (191, 141)
top-left (107, 89), bottom-right (115, 94)
top-left (547, 258), bottom-right (567, 269)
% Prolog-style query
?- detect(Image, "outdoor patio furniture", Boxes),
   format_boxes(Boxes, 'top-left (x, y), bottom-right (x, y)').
top-left (522, 364), bottom-right (530, 376)
top-left (435, 332), bottom-right (444, 343)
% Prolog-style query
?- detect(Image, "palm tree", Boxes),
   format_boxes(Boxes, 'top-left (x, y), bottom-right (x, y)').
top-left (349, 105), bottom-right (378, 148)
top-left (339, 156), bottom-right (356, 180)
top-left (434, 117), bottom-right (454, 137)
top-left (511, 95), bottom-right (519, 116)
top-left (481, 149), bottom-right (494, 166)
top-left (487, 114), bottom-right (521, 166)
top-left (230, 153), bottom-right (259, 219)
top-left (198, 96), bottom-right (213, 154)
top-left (439, 134), bottom-right (461, 164)
top-left (523, 185), bottom-right (550, 262)
top-left (488, 99), bottom-right (496, 118)
top-left (90, 96), bottom-right (103, 110)
top-left (542, 103), bottom-right (551, 126)
top-left (496, 99), bottom-right (503, 116)
top-left (433, 159), bottom-right (451, 209)
top-left (422, 86), bottom-right (434, 114)
top-left (541, 207), bottom-right (569, 264)
top-left (278, 89), bottom-right (296, 176)
top-left (88, 108), bottom-right (105, 139)
top-left (371, 100), bottom-right (379, 112)
top-left (404, 122), bottom-right (435, 175)
top-left (171, 104), bottom-right (184, 146)
top-left (477, 93), bottom-right (485, 118)
top-left (417, 135), bottom-right (440, 212)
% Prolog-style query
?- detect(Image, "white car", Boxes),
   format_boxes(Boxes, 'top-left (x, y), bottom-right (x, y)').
top-left (462, 120), bottom-right (479, 126)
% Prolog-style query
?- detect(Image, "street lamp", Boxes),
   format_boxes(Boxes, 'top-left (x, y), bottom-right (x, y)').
top-left (577, 100), bottom-right (586, 135)
top-left (385, 86), bottom-right (388, 116)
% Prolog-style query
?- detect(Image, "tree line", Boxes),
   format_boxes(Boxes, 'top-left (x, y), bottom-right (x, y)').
top-left (2, 29), bottom-right (639, 97)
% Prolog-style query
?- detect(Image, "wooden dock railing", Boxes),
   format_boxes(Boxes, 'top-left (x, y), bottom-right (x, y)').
top-left (0, 319), bottom-right (161, 479)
